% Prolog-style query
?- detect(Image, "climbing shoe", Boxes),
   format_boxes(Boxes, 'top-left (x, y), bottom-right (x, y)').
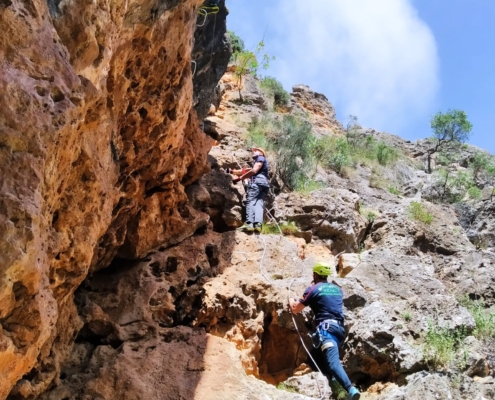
top-left (253, 223), bottom-right (262, 233)
top-left (348, 386), bottom-right (360, 400)
top-left (237, 223), bottom-right (254, 232)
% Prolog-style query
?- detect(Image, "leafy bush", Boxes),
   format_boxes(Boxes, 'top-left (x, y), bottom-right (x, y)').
top-left (402, 311), bottom-right (412, 322)
top-left (460, 297), bottom-right (495, 339)
top-left (389, 186), bottom-right (401, 195)
top-left (226, 30), bottom-right (245, 55)
top-left (280, 221), bottom-right (299, 235)
top-left (311, 125), bottom-right (398, 177)
top-left (467, 186), bottom-right (481, 199)
top-left (469, 151), bottom-right (494, 180)
top-left (261, 223), bottom-right (280, 235)
top-left (245, 113), bottom-right (276, 149)
top-left (375, 141), bottom-right (399, 166)
top-left (408, 201), bottom-right (433, 224)
top-left (431, 168), bottom-right (476, 203)
top-left (360, 207), bottom-right (377, 223)
top-left (261, 221), bottom-right (299, 236)
top-left (247, 114), bottom-right (314, 190)
top-left (273, 115), bottom-right (314, 188)
top-left (328, 138), bottom-right (352, 173)
top-left (259, 76), bottom-right (290, 108)
top-left (423, 321), bottom-right (466, 370)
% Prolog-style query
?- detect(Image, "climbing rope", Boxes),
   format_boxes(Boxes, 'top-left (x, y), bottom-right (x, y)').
top-left (197, 5), bottom-right (219, 27)
top-left (256, 234), bottom-right (270, 281)
top-left (288, 279), bottom-right (328, 400)
top-left (191, 60), bottom-right (197, 77)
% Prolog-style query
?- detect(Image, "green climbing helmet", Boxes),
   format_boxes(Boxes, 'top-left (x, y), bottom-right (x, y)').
top-left (312, 261), bottom-right (332, 277)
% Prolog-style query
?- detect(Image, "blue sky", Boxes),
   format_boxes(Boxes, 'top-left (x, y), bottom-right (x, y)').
top-left (226, 0), bottom-right (494, 154)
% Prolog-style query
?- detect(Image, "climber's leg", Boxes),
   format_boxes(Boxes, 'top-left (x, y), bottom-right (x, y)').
top-left (252, 185), bottom-right (268, 226)
top-left (245, 183), bottom-right (260, 225)
top-left (321, 338), bottom-right (352, 392)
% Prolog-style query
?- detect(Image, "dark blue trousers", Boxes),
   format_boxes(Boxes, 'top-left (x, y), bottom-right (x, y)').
top-left (319, 321), bottom-right (353, 392)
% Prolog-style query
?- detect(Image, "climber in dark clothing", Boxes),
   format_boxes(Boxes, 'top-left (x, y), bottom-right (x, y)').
top-left (228, 147), bottom-right (270, 233)
top-left (289, 262), bottom-right (361, 400)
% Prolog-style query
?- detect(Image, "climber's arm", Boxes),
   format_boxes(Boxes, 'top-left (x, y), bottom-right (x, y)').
top-left (239, 161), bottom-right (263, 180)
top-left (288, 298), bottom-right (305, 314)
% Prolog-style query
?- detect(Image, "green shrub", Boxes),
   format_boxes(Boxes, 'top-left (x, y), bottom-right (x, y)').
top-left (467, 186), bottom-right (481, 199)
top-left (261, 221), bottom-right (299, 236)
top-left (260, 76), bottom-right (290, 108)
top-left (273, 115), bottom-right (314, 189)
top-left (432, 169), bottom-right (476, 203)
top-left (261, 223), bottom-right (280, 235)
top-left (389, 186), bottom-right (401, 195)
top-left (247, 114), bottom-right (314, 189)
top-left (459, 297), bottom-right (495, 339)
top-left (408, 201), bottom-right (433, 224)
top-left (469, 151), bottom-right (494, 180)
top-left (245, 115), bottom-right (271, 149)
top-left (402, 311), bottom-right (412, 322)
top-left (313, 130), bottom-right (398, 178)
top-left (375, 141), bottom-right (399, 166)
top-left (360, 207), bottom-right (377, 223)
top-left (423, 321), bottom-right (466, 370)
top-left (280, 221), bottom-right (298, 235)
top-left (325, 137), bottom-right (352, 174)
top-left (226, 30), bottom-right (245, 55)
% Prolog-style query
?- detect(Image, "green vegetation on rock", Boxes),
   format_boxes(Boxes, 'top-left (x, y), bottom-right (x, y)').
top-left (276, 383), bottom-right (297, 393)
top-left (427, 109), bottom-right (472, 174)
top-left (259, 76), bottom-right (290, 108)
top-left (261, 221), bottom-right (298, 236)
top-left (460, 297), bottom-right (495, 340)
top-left (247, 113), bottom-right (313, 190)
top-left (423, 321), bottom-right (466, 370)
top-left (226, 30), bottom-right (245, 55)
top-left (232, 40), bottom-right (273, 102)
top-left (408, 201), bottom-right (433, 224)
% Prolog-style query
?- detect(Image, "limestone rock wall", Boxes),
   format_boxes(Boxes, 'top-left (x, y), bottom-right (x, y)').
top-left (0, 0), bottom-right (228, 397)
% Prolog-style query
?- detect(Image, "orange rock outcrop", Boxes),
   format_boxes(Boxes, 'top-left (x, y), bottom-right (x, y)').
top-left (0, 0), bottom-right (213, 397)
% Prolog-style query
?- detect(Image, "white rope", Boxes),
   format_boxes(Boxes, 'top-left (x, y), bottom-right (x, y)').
top-left (257, 234), bottom-right (270, 282)
top-left (197, 8), bottom-right (208, 27)
top-left (288, 279), bottom-right (328, 400)
top-left (191, 60), bottom-right (197, 77)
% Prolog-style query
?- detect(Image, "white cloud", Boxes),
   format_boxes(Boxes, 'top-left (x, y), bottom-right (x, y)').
top-left (264, 0), bottom-right (439, 132)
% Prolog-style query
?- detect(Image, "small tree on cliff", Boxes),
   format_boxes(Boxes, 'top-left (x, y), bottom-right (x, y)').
top-left (232, 40), bottom-right (273, 102)
top-left (426, 109), bottom-right (472, 173)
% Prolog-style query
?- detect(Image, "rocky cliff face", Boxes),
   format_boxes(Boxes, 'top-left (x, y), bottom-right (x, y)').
top-left (1, 4), bottom-right (495, 400)
top-left (0, 0), bottom-right (229, 397)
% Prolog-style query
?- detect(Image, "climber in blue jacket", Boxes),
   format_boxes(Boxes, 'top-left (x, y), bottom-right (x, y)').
top-left (289, 262), bottom-right (361, 400)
